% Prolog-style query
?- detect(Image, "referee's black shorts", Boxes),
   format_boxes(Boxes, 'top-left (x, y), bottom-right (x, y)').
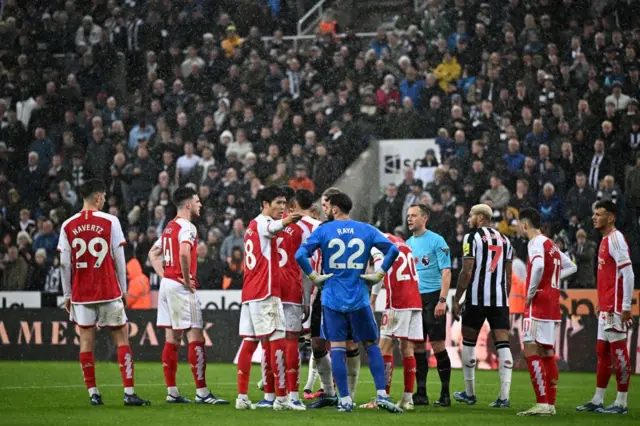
top-left (461, 302), bottom-right (510, 331)
top-left (421, 290), bottom-right (446, 342)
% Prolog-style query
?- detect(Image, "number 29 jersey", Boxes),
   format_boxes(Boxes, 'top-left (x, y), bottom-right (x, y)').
top-left (57, 210), bottom-right (126, 304)
top-left (153, 217), bottom-right (198, 287)
top-left (525, 235), bottom-right (561, 321)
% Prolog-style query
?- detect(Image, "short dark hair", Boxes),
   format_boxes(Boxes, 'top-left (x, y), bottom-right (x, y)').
top-left (281, 185), bottom-right (295, 203)
top-left (295, 189), bottom-right (315, 210)
top-left (519, 207), bottom-right (541, 228)
top-left (326, 192), bottom-right (353, 214)
top-left (594, 200), bottom-right (618, 216)
top-left (258, 185), bottom-right (285, 206)
top-left (409, 203), bottom-right (430, 216)
top-left (173, 187), bottom-right (198, 207)
top-left (79, 179), bottom-right (106, 200)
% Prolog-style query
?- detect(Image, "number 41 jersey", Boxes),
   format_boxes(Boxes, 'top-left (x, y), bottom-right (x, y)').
top-left (57, 210), bottom-right (126, 304)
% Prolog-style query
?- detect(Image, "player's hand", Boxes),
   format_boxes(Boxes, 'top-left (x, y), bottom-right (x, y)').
top-left (435, 301), bottom-right (447, 318)
top-left (360, 270), bottom-right (385, 284)
top-left (177, 277), bottom-right (197, 293)
top-left (283, 213), bottom-right (303, 226)
top-left (302, 305), bottom-right (310, 323)
top-left (64, 299), bottom-right (71, 313)
top-left (622, 310), bottom-right (633, 327)
top-left (122, 296), bottom-right (128, 309)
top-left (308, 272), bottom-right (333, 289)
top-left (452, 300), bottom-right (461, 321)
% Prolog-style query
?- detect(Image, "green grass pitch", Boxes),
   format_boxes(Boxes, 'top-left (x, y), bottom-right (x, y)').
top-left (0, 362), bottom-right (636, 425)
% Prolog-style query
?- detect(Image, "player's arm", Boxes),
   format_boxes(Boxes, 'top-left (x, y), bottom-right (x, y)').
top-left (369, 247), bottom-right (385, 306)
top-left (453, 234), bottom-right (474, 320)
top-left (179, 242), bottom-right (194, 292)
top-left (111, 221), bottom-right (128, 299)
top-left (57, 229), bottom-right (72, 312)
top-left (505, 241), bottom-right (514, 296)
top-left (295, 230), bottom-right (332, 286)
top-left (434, 237), bottom-right (451, 318)
top-left (148, 238), bottom-right (164, 278)
top-left (260, 214), bottom-right (303, 239)
top-left (526, 256), bottom-right (544, 306)
top-left (558, 250), bottom-right (577, 280)
top-left (610, 233), bottom-right (635, 320)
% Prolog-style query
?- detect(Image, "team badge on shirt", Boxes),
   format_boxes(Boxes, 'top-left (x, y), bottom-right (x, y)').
top-left (421, 254), bottom-right (430, 266)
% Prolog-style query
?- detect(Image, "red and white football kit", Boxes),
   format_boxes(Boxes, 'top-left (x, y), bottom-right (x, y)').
top-left (155, 217), bottom-right (202, 330)
top-left (58, 210), bottom-right (128, 328)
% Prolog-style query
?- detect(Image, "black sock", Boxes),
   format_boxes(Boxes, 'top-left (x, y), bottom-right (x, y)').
top-left (415, 351), bottom-right (428, 395)
top-left (436, 350), bottom-right (451, 396)
top-left (346, 348), bottom-right (359, 358)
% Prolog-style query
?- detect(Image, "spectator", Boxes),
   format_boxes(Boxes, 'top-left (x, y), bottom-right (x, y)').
top-left (538, 183), bottom-right (563, 232)
top-left (572, 229), bottom-right (596, 289)
top-left (373, 183), bottom-right (403, 233)
top-left (0, 246), bottom-right (29, 290)
top-left (565, 172), bottom-right (596, 224)
top-left (26, 249), bottom-right (50, 291)
top-left (480, 175), bottom-right (510, 211)
top-left (434, 51), bottom-right (461, 93)
top-left (400, 67), bottom-right (424, 107)
top-left (196, 241), bottom-right (222, 289)
top-left (75, 15), bottom-right (102, 51)
top-left (32, 220), bottom-right (58, 264)
top-left (220, 219), bottom-right (245, 262)
top-left (288, 164), bottom-right (315, 193)
top-left (221, 26), bottom-right (243, 58)
top-left (125, 258), bottom-right (151, 309)
top-left (222, 247), bottom-right (244, 289)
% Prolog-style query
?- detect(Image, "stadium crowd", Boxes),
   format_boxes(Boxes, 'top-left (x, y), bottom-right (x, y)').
top-left (0, 0), bottom-right (639, 294)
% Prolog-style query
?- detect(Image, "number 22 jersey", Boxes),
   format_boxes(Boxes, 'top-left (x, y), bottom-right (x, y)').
top-left (57, 210), bottom-right (126, 304)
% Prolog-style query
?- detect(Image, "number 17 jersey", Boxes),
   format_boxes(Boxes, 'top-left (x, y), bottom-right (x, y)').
top-left (525, 235), bottom-right (561, 321)
top-left (57, 210), bottom-right (126, 304)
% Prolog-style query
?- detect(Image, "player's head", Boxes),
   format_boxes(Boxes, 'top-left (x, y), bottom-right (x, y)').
top-left (326, 192), bottom-right (352, 220)
top-left (281, 185), bottom-right (296, 210)
top-left (309, 203), bottom-right (321, 220)
top-left (592, 200), bottom-right (617, 232)
top-left (258, 185), bottom-right (287, 219)
top-left (294, 189), bottom-right (314, 212)
top-left (407, 204), bottom-right (429, 233)
top-left (468, 204), bottom-right (493, 229)
top-left (321, 187), bottom-right (341, 217)
top-left (518, 207), bottom-right (541, 236)
top-left (79, 179), bottom-right (107, 210)
top-left (173, 186), bottom-right (201, 217)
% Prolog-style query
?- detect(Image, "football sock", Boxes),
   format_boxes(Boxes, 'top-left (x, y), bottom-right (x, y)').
top-left (542, 355), bottom-right (558, 406)
top-left (496, 341), bottom-right (513, 401)
top-left (162, 342), bottom-right (179, 395)
top-left (117, 345), bottom-right (135, 394)
top-left (366, 344), bottom-right (387, 395)
top-left (330, 347), bottom-right (349, 398)
top-left (237, 339), bottom-right (259, 396)
top-left (269, 338), bottom-right (287, 398)
top-left (80, 351), bottom-right (97, 395)
top-left (346, 348), bottom-right (360, 400)
top-left (593, 339), bottom-right (611, 405)
top-left (262, 340), bottom-right (275, 395)
top-left (525, 355), bottom-right (548, 404)
top-left (188, 341), bottom-right (209, 397)
top-left (403, 356), bottom-right (416, 395)
top-left (611, 339), bottom-right (631, 399)
top-left (315, 350), bottom-right (335, 397)
top-left (304, 353), bottom-right (318, 391)
top-left (462, 340), bottom-right (477, 396)
top-left (383, 355), bottom-right (394, 394)
top-left (285, 338), bottom-right (300, 400)
top-left (415, 350), bottom-right (428, 396)
top-left (435, 350), bottom-right (451, 396)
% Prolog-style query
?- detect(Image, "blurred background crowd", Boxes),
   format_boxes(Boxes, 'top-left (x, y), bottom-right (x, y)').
top-left (0, 0), bottom-right (639, 297)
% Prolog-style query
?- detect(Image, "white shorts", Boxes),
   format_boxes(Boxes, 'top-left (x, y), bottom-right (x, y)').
top-left (597, 312), bottom-right (628, 342)
top-left (283, 304), bottom-right (303, 333)
top-left (156, 278), bottom-right (203, 330)
top-left (522, 318), bottom-right (556, 349)
top-left (380, 309), bottom-right (423, 341)
top-left (239, 296), bottom-right (285, 338)
top-left (70, 299), bottom-right (127, 328)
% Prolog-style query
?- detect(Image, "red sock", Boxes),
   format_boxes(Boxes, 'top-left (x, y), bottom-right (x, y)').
top-left (270, 338), bottom-right (287, 397)
top-left (188, 341), bottom-right (207, 390)
top-left (596, 340), bottom-right (612, 389)
top-left (117, 345), bottom-right (135, 389)
top-left (610, 339), bottom-right (631, 392)
top-left (285, 338), bottom-right (300, 394)
top-left (542, 356), bottom-right (558, 406)
top-left (162, 342), bottom-right (179, 387)
top-left (262, 340), bottom-right (274, 394)
top-left (79, 351), bottom-right (96, 389)
top-left (383, 355), bottom-right (394, 394)
top-left (237, 339), bottom-right (259, 395)
top-left (403, 356), bottom-right (416, 393)
top-left (526, 355), bottom-right (548, 404)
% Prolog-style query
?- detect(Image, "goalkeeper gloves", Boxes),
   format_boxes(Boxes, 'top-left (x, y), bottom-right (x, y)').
top-left (308, 272), bottom-right (334, 289)
top-left (360, 270), bottom-right (386, 284)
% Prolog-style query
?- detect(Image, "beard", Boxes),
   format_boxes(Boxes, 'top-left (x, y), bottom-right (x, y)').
top-left (327, 211), bottom-right (335, 222)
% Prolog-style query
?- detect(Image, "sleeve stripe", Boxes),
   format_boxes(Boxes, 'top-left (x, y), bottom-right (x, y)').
top-left (530, 254), bottom-right (543, 262)
top-left (119, 241), bottom-right (127, 246)
top-left (618, 262), bottom-right (631, 270)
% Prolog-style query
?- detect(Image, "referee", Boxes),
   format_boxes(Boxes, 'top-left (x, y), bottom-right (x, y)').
top-left (406, 204), bottom-right (452, 407)
top-left (451, 204), bottom-right (513, 408)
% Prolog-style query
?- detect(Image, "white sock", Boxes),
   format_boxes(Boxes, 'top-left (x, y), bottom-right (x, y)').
top-left (304, 355), bottom-right (318, 390)
top-left (615, 391), bottom-right (627, 407)
top-left (167, 386), bottom-right (179, 397)
top-left (497, 346), bottom-right (513, 400)
top-left (88, 387), bottom-right (99, 396)
top-left (316, 353), bottom-right (335, 397)
top-left (462, 344), bottom-right (476, 396)
top-left (238, 393), bottom-right (249, 400)
top-left (264, 392), bottom-right (275, 402)
top-left (593, 387), bottom-right (606, 405)
top-left (376, 389), bottom-right (387, 397)
top-left (276, 395), bottom-right (288, 403)
top-left (340, 396), bottom-right (353, 405)
top-left (196, 387), bottom-right (210, 398)
top-left (346, 354), bottom-right (360, 401)
top-left (289, 391), bottom-right (299, 401)
top-left (124, 386), bottom-right (134, 395)
top-left (403, 392), bottom-right (413, 401)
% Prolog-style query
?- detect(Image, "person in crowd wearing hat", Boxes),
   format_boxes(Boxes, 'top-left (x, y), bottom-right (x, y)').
top-left (221, 25), bottom-right (243, 58)
top-left (605, 80), bottom-right (631, 111)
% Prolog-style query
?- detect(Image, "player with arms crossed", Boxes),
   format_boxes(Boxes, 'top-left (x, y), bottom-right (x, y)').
top-left (368, 233), bottom-right (423, 410)
top-left (148, 187), bottom-right (228, 405)
top-left (577, 201), bottom-right (634, 414)
top-left (235, 185), bottom-right (304, 411)
top-left (295, 192), bottom-right (402, 413)
top-left (452, 204), bottom-right (514, 408)
top-left (58, 179), bottom-right (150, 406)
top-left (517, 208), bottom-right (576, 416)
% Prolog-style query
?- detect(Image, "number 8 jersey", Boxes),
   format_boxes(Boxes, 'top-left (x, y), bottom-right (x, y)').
top-left (525, 235), bottom-right (562, 321)
top-left (242, 214), bottom-right (282, 303)
top-left (57, 210), bottom-right (127, 304)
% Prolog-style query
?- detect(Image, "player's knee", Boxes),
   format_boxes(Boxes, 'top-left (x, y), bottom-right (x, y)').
top-left (431, 340), bottom-right (446, 354)
top-left (311, 337), bottom-right (327, 352)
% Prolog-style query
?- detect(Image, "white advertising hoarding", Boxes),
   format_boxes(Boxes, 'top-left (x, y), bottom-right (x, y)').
top-left (0, 292), bottom-right (41, 309)
top-left (378, 139), bottom-right (439, 190)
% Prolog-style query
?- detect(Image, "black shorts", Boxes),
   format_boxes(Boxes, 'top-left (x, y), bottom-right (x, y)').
top-left (421, 291), bottom-right (446, 343)
top-left (310, 289), bottom-right (353, 341)
top-left (461, 303), bottom-right (510, 331)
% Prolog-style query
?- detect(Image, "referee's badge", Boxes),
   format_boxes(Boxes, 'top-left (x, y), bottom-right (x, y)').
top-left (421, 255), bottom-right (430, 266)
